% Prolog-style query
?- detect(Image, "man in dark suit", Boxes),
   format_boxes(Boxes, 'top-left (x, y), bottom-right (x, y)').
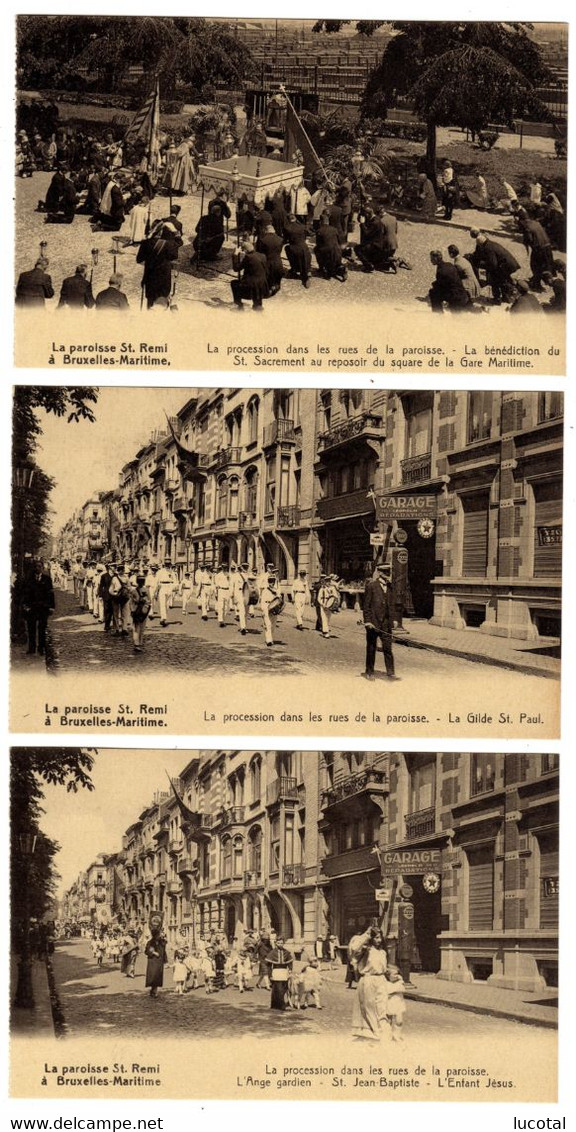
top-left (58, 264), bottom-right (95, 309)
top-left (95, 273), bottom-right (129, 310)
top-left (428, 249), bottom-right (470, 311)
top-left (15, 259), bottom-right (54, 307)
top-left (21, 559), bottom-right (55, 656)
top-left (469, 229), bottom-right (520, 303)
top-left (363, 561), bottom-right (397, 680)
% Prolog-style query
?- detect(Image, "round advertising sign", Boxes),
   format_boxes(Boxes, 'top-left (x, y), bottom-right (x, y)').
top-left (397, 549), bottom-right (409, 565)
top-left (399, 883), bottom-right (413, 899)
top-left (394, 528), bottom-right (408, 545)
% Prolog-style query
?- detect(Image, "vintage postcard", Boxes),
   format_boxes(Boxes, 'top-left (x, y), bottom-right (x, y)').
top-left (11, 385), bottom-right (562, 738)
top-left (10, 748), bottom-right (559, 1101)
top-left (14, 17), bottom-right (566, 373)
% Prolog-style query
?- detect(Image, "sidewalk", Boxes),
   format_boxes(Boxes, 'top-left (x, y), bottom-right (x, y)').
top-left (322, 965), bottom-right (558, 1029)
top-left (10, 953), bottom-right (55, 1037)
top-left (391, 617), bottom-right (560, 680)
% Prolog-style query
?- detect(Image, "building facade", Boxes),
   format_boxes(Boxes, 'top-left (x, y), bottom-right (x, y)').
top-left (56, 388), bottom-right (562, 641)
top-left (62, 752), bottom-right (558, 992)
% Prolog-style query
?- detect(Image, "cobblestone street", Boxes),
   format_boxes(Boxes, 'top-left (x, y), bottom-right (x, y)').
top-left (53, 939), bottom-right (555, 1051)
top-left (15, 171), bottom-right (544, 314)
top-left (29, 585), bottom-right (553, 692)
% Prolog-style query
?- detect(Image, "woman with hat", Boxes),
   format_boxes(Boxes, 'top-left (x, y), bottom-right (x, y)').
top-left (350, 923), bottom-right (390, 1042)
top-left (144, 927), bottom-right (168, 999)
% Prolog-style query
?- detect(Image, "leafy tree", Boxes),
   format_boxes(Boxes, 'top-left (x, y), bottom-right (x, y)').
top-left (12, 387), bottom-right (98, 569)
top-left (314, 21), bottom-right (549, 175)
top-left (11, 749), bottom-right (96, 945)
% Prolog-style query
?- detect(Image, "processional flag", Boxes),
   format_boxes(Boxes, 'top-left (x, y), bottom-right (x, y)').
top-left (283, 94), bottom-right (324, 179)
top-left (164, 414), bottom-right (207, 480)
top-left (168, 775), bottom-right (210, 844)
top-left (124, 79), bottom-right (160, 177)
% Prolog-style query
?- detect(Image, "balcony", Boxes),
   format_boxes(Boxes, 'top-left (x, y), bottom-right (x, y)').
top-left (401, 452), bottom-right (432, 485)
top-left (321, 768), bottom-right (389, 812)
top-left (213, 447), bottom-right (242, 471)
top-left (215, 805), bottom-right (246, 828)
top-left (177, 857), bottom-right (198, 876)
top-left (404, 806), bottom-right (436, 840)
top-left (244, 870), bottom-right (263, 889)
top-left (283, 863), bottom-right (306, 886)
top-left (321, 844), bottom-right (380, 879)
top-left (167, 880), bottom-right (182, 895)
top-left (276, 504), bottom-right (301, 529)
top-left (239, 511), bottom-right (259, 531)
top-left (315, 487), bottom-right (373, 523)
top-left (172, 495), bottom-right (191, 514)
top-left (267, 776), bottom-right (298, 806)
top-left (263, 419), bottom-right (296, 447)
top-left (318, 412), bottom-right (384, 453)
top-left (164, 477), bottom-right (181, 494)
top-left (168, 838), bottom-right (184, 855)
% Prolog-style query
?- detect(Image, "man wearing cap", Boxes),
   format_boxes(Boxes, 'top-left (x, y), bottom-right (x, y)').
top-left (230, 562), bottom-right (251, 634)
top-left (195, 564), bottom-right (213, 620)
top-left (179, 571), bottom-right (195, 615)
top-left (317, 574), bottom-right (340, 638)
top-left (109, 564), bottom-right (131, 636)
top-left (363, 562), bottom-right (397, 681)
top-left (129, 573), bottom-right (152, 653)
top-left (97, 562), bottom-right (114, 630)
top-left (260, 574), bottom-right (283, 646)
top-left (145, 564), bottom-right (159, 618)
top-left (214, 563), bottom-right (231, 628)
top-left (154, 561), bottom-right (176, 627)
top-left (291, 569), bottom-right (311, 630)
top-left (258, 561), bottom-right (277, 597)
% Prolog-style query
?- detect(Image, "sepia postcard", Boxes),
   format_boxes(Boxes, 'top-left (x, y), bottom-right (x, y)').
top-left (10, 748), bottom-right (559, 1101)
top-left (13, 16), bottom-right (567, 373)
top-left (11, 385), bottom-right (562, 738)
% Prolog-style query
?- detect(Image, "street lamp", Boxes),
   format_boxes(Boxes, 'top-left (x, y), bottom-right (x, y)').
top-left (14, 829), bottom-right (38, 1010)
top-left (352, 147), bottom-right (364, 178)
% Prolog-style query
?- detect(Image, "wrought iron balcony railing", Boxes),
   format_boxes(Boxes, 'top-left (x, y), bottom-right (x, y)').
top-left (401, 452), bottom-right (432, 484)
top-left (276, 504), bottom-right (301, 529)
top-left (267, 776), bottom-right (298, 805)
top-left (404, 806), bottom-right (436, 840)
top-left (321, 768), bottom-right (388, 810)
top-left (263, 419), bottom-right (296, 447)
top-left (282, 863), bottom-right (306, 886)
top-left (244, 869), bottom-right (263, 888)
top-left (318, 412), bottom-right (383, 452)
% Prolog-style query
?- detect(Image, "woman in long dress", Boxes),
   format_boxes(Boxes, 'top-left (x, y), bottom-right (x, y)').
top-left (171, 137), bottom-right (198, 195)
top-left (145, 931), bottom-right (168, 998)
top-left (350, 925), bottom-right (390, 1042)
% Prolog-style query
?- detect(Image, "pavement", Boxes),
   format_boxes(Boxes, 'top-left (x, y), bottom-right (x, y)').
top-left (14, 171), bottom-right (561, 314)
top-left (10, 952), bottom-right (55, 1037)
top-left (323, 966), bottom-right (558, 1030)
top-left (12, 584), bottom-right (559, 681)
top-left (18, 939), bottom-right (557, 1039)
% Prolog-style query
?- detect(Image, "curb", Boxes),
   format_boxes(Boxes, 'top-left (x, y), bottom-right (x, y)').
top-left (402, 988), bottom-right (558, 1030)
top-left (393, 634), bottom-right (560, 680)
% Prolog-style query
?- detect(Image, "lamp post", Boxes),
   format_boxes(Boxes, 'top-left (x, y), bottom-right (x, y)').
top-left (14, 829), bottom-right (38, 1010)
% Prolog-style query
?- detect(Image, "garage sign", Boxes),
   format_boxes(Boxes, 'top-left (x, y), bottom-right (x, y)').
top-left (375, 495), bottom-right (437, 521)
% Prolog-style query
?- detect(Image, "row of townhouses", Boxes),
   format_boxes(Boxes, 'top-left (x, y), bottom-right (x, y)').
top-left (56, 388), bottom-right (562, 641)
top-left (62, 751), bottom-right (559, 992)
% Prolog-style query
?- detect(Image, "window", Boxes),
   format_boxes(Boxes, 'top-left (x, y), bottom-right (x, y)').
top-left (248, 826), bottom-right (262, 874)
top-left (468, 392), bottom-right (493, 443)
top-left (216, 476), bottom-right (228, 520)
top-left (408, 756), bottom-right (436, 813)
top-left (468, 846), bottom-right (494, 931)
top-left (228, 476), bottom-right (239, 519)
top-left (244, 467), bottom-right (258, 515)
top-left (247, 397), bottom-right (260, 444)
top-left (538, 392), bottom-right (563, 423)
top-left (541, 754), bottom-right (559, 775)
top-left (461, 492), bottom-right (489, 577)
top-left (265, 458), bottom-right (276, 514)
top-left (320, 391), bottom-right (332, 431)
top-left (221, 837), bottom-right (232, 880)
top-left (406, 408), bottom-right (432, 457)
top-left (270, 817), bottom-right (280, 872)
top-left (233, 836), bottom-right (243, 877)
top-left (538, 832), bottom-right (559, 928)
top-left (250, 756), bottom-right (262, 801)
top-left (533, 479), bottom-right (562, 578)
top-left (285, 814), bottom-right (295, 865)
top-left (471, 754), bottom-right (496, 796)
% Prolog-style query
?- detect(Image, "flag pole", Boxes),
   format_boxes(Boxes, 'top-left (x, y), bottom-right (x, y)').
top-left (279, 85), bottom-right (330, 186)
